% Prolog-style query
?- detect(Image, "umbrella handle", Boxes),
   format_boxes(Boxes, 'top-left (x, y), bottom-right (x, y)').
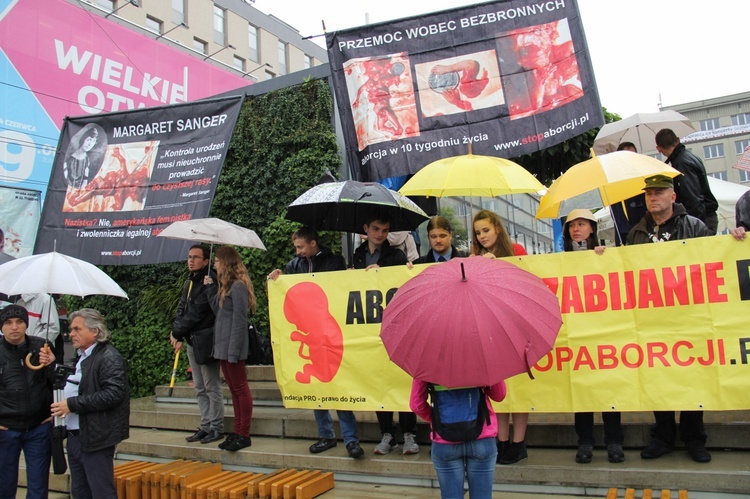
top-left (25, 343), bottom-right (51, 371)
top-left (168, 349), bottom-right (181, 397)
top-left (524, 343), bottom-right (536, 380)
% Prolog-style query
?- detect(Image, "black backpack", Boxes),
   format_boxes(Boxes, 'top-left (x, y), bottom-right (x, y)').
top-left (246, 319), bottom-right (273, 365)
top-left (428, 384), bottom-right (490, 442)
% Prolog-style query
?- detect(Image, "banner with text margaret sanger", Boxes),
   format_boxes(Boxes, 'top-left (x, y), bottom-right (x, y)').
top-left (35, 95), bottom-right (243, 265)
top-left (325, 0), bottom-right (604, 181)
top-left (268, 236), bottom-right (750, 413)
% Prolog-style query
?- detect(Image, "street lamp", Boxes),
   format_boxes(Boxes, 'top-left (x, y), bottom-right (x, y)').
top-left (204, 44), bottom-right (236, 61)
top-left (156, 22), bottom-right (187, 40)
top-left (242, 62), bottom-right (272, 78)
top-left (105, 0), bottom-right (139, 18)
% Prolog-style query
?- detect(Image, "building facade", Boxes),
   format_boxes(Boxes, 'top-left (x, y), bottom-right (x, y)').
top-left (661, 91), bottom-right (750, 185)
top-left (83, 0), bottom-right (328, 82)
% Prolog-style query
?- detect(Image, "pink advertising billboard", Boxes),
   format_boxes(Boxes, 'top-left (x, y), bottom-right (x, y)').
top-left (0, 0), bottom-right (249, 199)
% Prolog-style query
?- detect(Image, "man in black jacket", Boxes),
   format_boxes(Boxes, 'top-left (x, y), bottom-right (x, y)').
top-left (351, 216), bottom-right (418, 455)
top-left (655, 128), bottom-right (719, 234)
top-left (0, 304), bottom-right (56, 499)
top-left (268, 227), bottom-right (364, 458)
top-left (51, 308), bottom-right (129, 499)
top-left (626, 175), bottom-right (712, 463)
top-left (170, 245), bottom-right (224, 444)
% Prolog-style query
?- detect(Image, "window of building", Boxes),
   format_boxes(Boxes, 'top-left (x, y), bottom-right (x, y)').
top-left (708, 171), bottom-right (727, 181)
top-left (277, 41), bottom-right (288, 75)
top-left (97, 0), bottom-right (115, 11)
top-left (699, 118), bottom-right (721, 131)
top-left (248, 25), bottom-right (258, 62)
top-left (703, 144), bottom-right (724, 159)
top-left (213, 5), bottom-right (226, 46)
top-left (233, 56), bottom-right (245, 72)
top-left (731, 113), bottom-right (750, 126)
top-left (172, 0), bottom-right (185, 25)
top-left (735, 139), bottom-right (750, 155)
top-left (193, 37), bottom-right (207, 55)
top-left (739, 170), bottom-right (750, 182)
top-left (304, 55), bottom-right (312, 69)
top-left (146, 16), bottom-right (163, 34)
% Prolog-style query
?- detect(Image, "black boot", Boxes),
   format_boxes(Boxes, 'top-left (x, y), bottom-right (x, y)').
top-left (496, 440), bottom-right (509, 464)
top-left (499, 441), bottom-right (528, 465)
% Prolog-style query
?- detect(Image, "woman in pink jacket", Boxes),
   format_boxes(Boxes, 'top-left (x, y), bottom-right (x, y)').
top-left (411, 380), bottom-right (507, 498)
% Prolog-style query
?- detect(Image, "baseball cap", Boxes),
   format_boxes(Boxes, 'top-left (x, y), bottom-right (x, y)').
top-left (643, 175), bottom-right (674, 190)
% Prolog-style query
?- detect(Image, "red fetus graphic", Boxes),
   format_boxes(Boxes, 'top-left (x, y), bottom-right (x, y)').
top-left (284, 282), bottom-right (344, 384)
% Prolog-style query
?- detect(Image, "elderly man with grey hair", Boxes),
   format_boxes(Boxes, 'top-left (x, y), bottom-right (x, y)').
top-left (51, 308), bottom-right (129, 499)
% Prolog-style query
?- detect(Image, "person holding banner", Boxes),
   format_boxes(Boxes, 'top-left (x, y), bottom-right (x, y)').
top-left (268, 227), bottom-right (365, 459)
top-left (205, 247), bottom-right (254, 452)
top-left (352, 215), bottom-right (418, 455)
top-left (408, 216), bottom-right (466, 265)
top-left (170, 245), bottom-right (224, 445)
top-left (471, 209), bottom-right (529, 465)
top-left (626, 174), bottom-right (713, 463)
top-left (562, 209), bottom-right (626, 464)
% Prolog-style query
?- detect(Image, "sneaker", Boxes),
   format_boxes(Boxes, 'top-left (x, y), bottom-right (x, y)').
top-left (402, 433), bottom-right (420, 455)
top-left (185, 429), bottom-right (208, 443)
top-left (496, 440), bottom-right (510, 464)
top-left (218, 433), bottom-right (238, 450)
top-left (607, 443), bottom-right (626, 463)
top-left (640, 440), bottom-right (673, 459)
top-left (499, 441), bottom-right (528, 465)
top-left (224, 435), bottom-right (251, 452)
top-left (374, 433), bottom-right (397, 455)
top-left (575, 443), bottom-right (593, 464)
top-left (200, 429), bottom-right (223, 444)
top-left (346, 441), bottom-right (365, 459)
top-left (686, 442), bottom-right (711, 463)
top-left (309, 438), bottom-right (337, 454)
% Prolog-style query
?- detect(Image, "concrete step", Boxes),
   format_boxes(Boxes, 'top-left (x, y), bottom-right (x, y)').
top-left (132, 396), bottom-right (750, 450)
top-left (116, 427), bottom-right (750, 496)
top-left (155, 381), bottom-right (282, 403)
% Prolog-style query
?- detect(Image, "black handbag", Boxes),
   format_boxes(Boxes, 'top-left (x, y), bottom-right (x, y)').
top-left (191, 327), bottom-right (216, 365)
top-left (246, 319), bottom-right (262, 365)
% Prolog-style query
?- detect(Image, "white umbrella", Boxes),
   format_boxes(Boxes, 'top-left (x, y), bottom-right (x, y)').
top-left (157, 217), bottom-right (266, 250)
top-left (0, 251), bottom-right (128, 298)
top-left (593, 110), bottom-right (696, 155)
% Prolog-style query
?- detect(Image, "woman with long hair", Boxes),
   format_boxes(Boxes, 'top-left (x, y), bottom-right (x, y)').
top-left (205, 246), bottom-right (256, 452)
top-left (562, 209), bottom-right (624, 464)
top-left (471, 209), bottom-right (529, 465)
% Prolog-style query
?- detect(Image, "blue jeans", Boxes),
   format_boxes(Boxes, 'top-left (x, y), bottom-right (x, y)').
top-left (431, 437), bottom-right (497, 499)
top-left (0, 421), bottom-right (52, 499)
top-left (313, 410), bottom-right (359, 445)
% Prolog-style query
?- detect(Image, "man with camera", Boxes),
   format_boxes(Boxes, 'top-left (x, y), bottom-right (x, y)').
top-left (0, 304), bottom-right (56, 499)
top-left (51, 308), bottom-right (129, 499)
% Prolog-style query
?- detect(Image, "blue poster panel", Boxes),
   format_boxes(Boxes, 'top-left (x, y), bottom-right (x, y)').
top-left (326, 0), bottom-right (604, 181)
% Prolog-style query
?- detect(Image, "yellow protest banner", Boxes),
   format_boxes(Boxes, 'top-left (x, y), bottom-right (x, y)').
top-left (268, 235), bottom-right (750, 412)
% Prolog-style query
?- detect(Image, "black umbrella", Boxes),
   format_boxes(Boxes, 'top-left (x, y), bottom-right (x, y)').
top-left (285, 181), bottom-right (429, 233)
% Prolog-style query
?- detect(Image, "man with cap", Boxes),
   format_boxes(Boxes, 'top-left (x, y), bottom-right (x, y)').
top-left (0, 304), bottom-right (56, 499)
top-left (655, 128), bottom-right (719, 234)
top-left (626, 174), bottom-right (712, 462)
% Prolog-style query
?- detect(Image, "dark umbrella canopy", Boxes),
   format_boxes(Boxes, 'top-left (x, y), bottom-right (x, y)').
top-left (286, 180), bottom-right (428, 233)
top-left (381, 257), bottom-right (562, 388)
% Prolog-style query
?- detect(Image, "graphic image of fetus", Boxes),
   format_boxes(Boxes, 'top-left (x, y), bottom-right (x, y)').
top-left (344, 53), bottom-right (420, 150)
top-left (64, 142), bottom-right (157, 212)
top-left (284, 282), bottom-right (344, 384)
top-left (63, 123), bottom-right (106, 189)
top-left (415, 51), bottom-right (504, 118)
top-left (498, 19), bottom-right (584, 119)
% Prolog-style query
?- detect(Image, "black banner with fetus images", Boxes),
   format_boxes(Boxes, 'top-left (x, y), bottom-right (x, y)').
top-left (35, 95), bottom-right (243, 265)
top-left (326, 0), bottom-right (604, 181)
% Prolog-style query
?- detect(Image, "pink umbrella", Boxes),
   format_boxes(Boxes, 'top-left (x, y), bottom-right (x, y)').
top-left (380, 257), bottom-right (562, 388)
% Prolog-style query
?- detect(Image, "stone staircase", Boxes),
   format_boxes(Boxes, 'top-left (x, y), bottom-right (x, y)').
top-left (36, 366), bottom-right (750, 497)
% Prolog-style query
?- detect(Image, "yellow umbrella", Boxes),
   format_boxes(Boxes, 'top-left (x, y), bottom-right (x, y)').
top-left (536, 151), bottom-right (682, 219)
top-left (399, 151), bottom-right (544, 198)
